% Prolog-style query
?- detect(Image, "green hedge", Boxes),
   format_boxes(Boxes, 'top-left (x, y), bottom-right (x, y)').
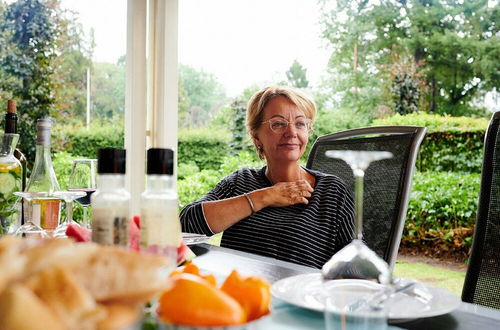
top-left (178, 128), bottom-right (231, 171)
top-left (373, 112), bottom-right (488, 173)
top-left (178, 151), bottom-right (264, 208)
top-left (417, 131), bottom-right (484, 173)
top-left (371, 112), bottom-right (488, 133)
top-left (53, 124), bottom-right (124, 159)
top-left (403, 171), bottom-right (480, 258)
top-left (53, 125), bottom-right (232, 172)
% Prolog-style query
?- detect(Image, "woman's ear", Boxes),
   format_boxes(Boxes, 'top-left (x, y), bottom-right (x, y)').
top-left (251, 131), bottom-right (260, 144)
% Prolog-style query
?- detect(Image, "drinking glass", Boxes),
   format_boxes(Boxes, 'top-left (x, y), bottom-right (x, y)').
top-left (68, 159), bottom-right (97, 229)
top-left (13, 192), bottom-right (49, 238)
top-left (53, 190), bottom-right (86, 238)
top-left (322, 150), bottom-right (393, 284)
top-left (324, 295), bottom-right (388, 330)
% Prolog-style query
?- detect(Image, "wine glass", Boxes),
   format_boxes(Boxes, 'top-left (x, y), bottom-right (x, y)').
top-left (52, 190), bottom-right (86, 238)
top-left (68, 159), bottom-right (97, 229)
top-left (13, 192), bottom-right (49, 238)
top-left (322, 150), bottom-right (393, 284)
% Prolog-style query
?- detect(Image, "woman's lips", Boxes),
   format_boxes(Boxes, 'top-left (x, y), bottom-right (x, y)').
top-left (278, 143), bottom-right (300, 150)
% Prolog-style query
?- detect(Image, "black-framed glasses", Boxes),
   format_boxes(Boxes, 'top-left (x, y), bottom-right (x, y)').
top-left (262, 118), bottom-right (312, 134)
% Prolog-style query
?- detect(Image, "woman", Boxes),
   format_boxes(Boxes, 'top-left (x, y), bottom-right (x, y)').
top-left (180, 86), bottom-right (354, 268)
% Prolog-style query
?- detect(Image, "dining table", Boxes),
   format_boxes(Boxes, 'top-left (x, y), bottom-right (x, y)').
top-left (189, 243), bottom-right (500, 330)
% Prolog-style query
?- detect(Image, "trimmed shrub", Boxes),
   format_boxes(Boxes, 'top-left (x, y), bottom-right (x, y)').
top-left (372, 112), bottom-right (488, 132)
top-left (52, 151), bottom-right (84, 222)
top-left (417, 131), bottom-right (484, 173)
top-left (373, 112), bottom-right (488, 173)
top-left (178, 151), bottom-right (264, 208)
top-left (178, 128), bottom-right (231, 171)
top-left (53, 123), bottom-right (124, 159)
top-left (52, 151), bottom-right (76, 190)
top-left (178, 169), bottom-right (221, 208)
top-left (53, 125), bottom-right (232, 172)
top-left (403, 171), bottom-right (480, 259)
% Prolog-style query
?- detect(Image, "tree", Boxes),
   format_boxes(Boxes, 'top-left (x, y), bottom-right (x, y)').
top-left (52, 19), bottom-right (94, 122)
top-left (319, 0), bottom-right (500, 116)
top-left (91, 61), bottom-right (125, 120)
top-left (286, 60), bottom-right (309, 88)
top-left (178, 64), bottom-right (228, 128)
top-left (0, 0), bottom-right (59, 161)
top-left (382, 50), bottom-right (430, 115)
top-left (0, 0), bottom-right (93, 161)
top-left (318, 0), bottom-right (387, 119)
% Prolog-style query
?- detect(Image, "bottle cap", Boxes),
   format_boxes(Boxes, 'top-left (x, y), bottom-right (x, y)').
top-left (147, 148), bottom-right (174, 175)
top-left (36, 117), bottom-right (54, 146)
top-left (98, 148), bottom-right (126, 174)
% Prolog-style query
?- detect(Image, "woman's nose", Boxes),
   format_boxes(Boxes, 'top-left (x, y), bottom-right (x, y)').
top-left (284, 122), bottom-right (297, 137)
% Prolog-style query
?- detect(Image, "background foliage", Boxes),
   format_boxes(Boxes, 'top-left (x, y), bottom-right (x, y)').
top-left (1, 0), bottom-right (497, 261)
top-left (403, 171), bottom-right (480, 259)
top-left (374, 112), bottom-right (488, 173)
top-left (0, 0), bottom-right (58, 161)
top-left (318, 0), bottom-right (499, 117)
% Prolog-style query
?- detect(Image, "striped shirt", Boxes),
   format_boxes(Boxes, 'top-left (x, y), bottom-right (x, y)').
top-left (180, 166), bottom-right (355, 269)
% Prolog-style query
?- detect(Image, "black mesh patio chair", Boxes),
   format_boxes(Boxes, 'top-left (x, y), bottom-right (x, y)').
top-left (306, 126), bottom-right (426, 270)
top-left (462, 111), bottom-right (500, 309)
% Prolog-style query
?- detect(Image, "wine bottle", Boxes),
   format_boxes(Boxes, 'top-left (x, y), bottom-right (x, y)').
top-left (25, 118), bottom-right (61, 232)
top-left (140, 148), bottom-right (180, 265)
top-left (91, 148), bottom-right (130, 246)
top-left (4, 100), bottom-right (27, 224)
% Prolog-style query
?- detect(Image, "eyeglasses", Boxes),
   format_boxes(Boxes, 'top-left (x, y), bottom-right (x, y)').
top-left (262, 118), bottom-right (312, 133)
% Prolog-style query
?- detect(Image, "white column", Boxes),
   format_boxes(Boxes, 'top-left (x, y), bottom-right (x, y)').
top-left (149, 0), bottom-right (178, 154)
top-left (125, 0), bottom-right (147, 216)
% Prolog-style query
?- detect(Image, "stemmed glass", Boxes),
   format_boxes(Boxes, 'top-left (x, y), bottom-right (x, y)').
top-left (13, 192), bottom-right (49, 238)
top-left (53, 190), bottom-right (86, 238)
top-left (322, 150), bottom-right (393, 284)
top-left (68, 159), bottom-right (97, 229)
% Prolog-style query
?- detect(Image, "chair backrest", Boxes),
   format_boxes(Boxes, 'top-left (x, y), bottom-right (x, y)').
top-left (462, 111), bottom-right (500, 309)
top-left (306, 126), bottom-right (426, 270)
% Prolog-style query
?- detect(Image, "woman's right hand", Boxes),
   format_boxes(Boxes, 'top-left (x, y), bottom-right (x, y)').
top-left (262, 179), bottom-right (314, 208)
top-left (201, 180), bottom-right (314, 233)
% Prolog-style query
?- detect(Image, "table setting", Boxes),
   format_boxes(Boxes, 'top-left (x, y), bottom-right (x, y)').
top-left (0, 142), bottom-right (488, 329)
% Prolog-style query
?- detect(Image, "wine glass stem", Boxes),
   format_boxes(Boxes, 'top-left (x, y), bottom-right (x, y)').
top-left (66, 200), bottom-right (73, 225)
top-left (354, 168), bottom-right (365, 240)
top-left (83, 206), bottom-right (89, 229)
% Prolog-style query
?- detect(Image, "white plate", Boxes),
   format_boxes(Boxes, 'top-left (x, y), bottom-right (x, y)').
top-left (182, 232), bottom-right (209, 245)
top-left (271, 274), bottom-right (461, 321)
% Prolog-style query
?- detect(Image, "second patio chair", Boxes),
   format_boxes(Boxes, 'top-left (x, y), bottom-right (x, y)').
top-left (306, 125), bottom-right (426, 270)
top-left (462, 111), bottom-right (500, 309)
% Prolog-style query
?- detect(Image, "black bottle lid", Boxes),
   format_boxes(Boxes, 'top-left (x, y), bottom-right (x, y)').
top-left (147, 148), bottom-right (174, 175)
top-left (98, 148), bottom-right (126, 174)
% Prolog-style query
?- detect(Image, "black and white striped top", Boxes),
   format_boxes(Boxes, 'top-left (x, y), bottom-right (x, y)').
top-left (180, 167), bottom-right (355, 269)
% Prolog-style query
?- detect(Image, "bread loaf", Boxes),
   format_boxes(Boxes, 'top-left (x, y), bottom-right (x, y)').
top-left (72, 245), bottom-right (169, 303)
top-left (0, 284), bottom-right (66, 330)
top-left (0, 236), bottom-right (170, 329)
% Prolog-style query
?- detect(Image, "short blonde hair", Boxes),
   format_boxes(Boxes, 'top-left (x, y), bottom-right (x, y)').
top-left (246, 85), bottom-right (317, 159)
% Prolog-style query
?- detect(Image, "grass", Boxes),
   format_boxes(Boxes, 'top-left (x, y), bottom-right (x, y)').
top-left (393, 259), bottom-right (466, 296)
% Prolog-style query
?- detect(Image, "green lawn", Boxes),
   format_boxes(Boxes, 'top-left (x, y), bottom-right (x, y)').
top-left (393, 259), bottom-right (466, 296)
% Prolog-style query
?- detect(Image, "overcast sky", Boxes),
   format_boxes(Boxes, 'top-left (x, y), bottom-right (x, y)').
top-left (61, 0), bottom-right (331, 97)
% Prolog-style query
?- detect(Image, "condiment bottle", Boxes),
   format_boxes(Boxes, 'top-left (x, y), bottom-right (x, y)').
top-left (91, 148), bottom-right (130, 246)
top-left (140, 148), bottom-right (180, 265)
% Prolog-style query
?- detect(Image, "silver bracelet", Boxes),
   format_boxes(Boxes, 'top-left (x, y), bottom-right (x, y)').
top-left (243, 192), bottom-right (257, 215)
